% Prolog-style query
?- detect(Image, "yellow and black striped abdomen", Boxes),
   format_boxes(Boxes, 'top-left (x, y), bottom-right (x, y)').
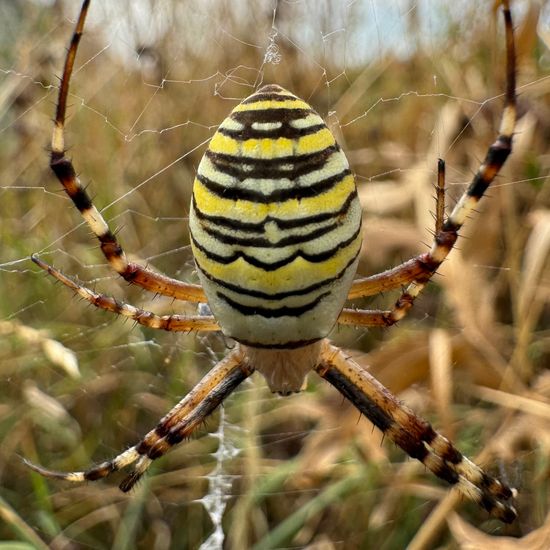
top-left (189, 85), bottom-right (362, 348)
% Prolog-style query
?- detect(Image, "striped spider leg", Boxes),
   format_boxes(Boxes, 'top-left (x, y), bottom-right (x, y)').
top-left (25, 347), bottom-right (254, 492)
top-left (315, 342), bottom-right (517, 523)
top-left (47, 0), bottom-right (206, 304)
top-left (327, 0), bottom-right (517, 521)
top-left (339, 0), bottom-right (516, 327)
top-left (26, 0), bottom-right (518, 525)
top-left (339, 158), bottom-right (449, 327)
top-left (31, 255), bottom-right (219, 333)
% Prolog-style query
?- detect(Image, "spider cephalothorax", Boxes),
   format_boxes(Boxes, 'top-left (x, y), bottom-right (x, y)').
top-left (26, 0), bottom-right (518, 524)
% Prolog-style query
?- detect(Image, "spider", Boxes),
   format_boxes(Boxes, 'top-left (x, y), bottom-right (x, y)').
top-left (26, 0), bottom-right (518, 523)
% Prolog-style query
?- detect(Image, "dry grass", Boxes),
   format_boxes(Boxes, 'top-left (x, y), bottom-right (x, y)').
top-left (1, 1), bottom-right (549, 548)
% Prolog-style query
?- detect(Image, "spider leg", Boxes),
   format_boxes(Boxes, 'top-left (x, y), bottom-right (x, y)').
top-left (347, 0), bottom-right (515, 312)
top-left (315, 341), bottom-right (517, 523)
top-left (346, 256), bottom-right (438, 300)
top-left (25, 346), bottom-right (253, 491)
top-left (339, 160), bottom-right (446, 327)
top-left (32, 255), bottom-right (219, 333)
top-left (348, 159), bottom-right (445, 302)
top-left (47, 0), bottom-right (206, 304)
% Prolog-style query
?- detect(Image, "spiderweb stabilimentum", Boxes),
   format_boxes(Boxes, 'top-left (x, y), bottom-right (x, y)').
top-left (1, 0), bottom-right (548, 548)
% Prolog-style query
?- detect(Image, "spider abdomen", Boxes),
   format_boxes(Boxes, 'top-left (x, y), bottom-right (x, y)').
top-left (189, 84), bottom-right (362, 348)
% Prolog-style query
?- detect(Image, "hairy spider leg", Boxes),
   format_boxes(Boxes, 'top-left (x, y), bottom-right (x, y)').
top-left (31, 255), bottom-right (219, 332)
top-left (25, 348), bottom-right (252, 491)
top-left (342, 1), bottom-right (515, 328)
top-left (316, 341), bottom-right (517, 523)
top-left (47, 0), bottom-right (206, 304)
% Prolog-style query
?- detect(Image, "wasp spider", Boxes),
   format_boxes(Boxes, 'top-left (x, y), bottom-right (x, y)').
top-left (26, 0), bottom-right (518, 523)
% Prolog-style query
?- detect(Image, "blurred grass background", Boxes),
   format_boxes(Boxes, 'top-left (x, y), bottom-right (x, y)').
top-left (1, 0), bottom-right (549, 548)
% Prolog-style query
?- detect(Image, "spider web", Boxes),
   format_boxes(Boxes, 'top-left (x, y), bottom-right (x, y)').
top-left (1, 0), bottom-right (548, 548)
